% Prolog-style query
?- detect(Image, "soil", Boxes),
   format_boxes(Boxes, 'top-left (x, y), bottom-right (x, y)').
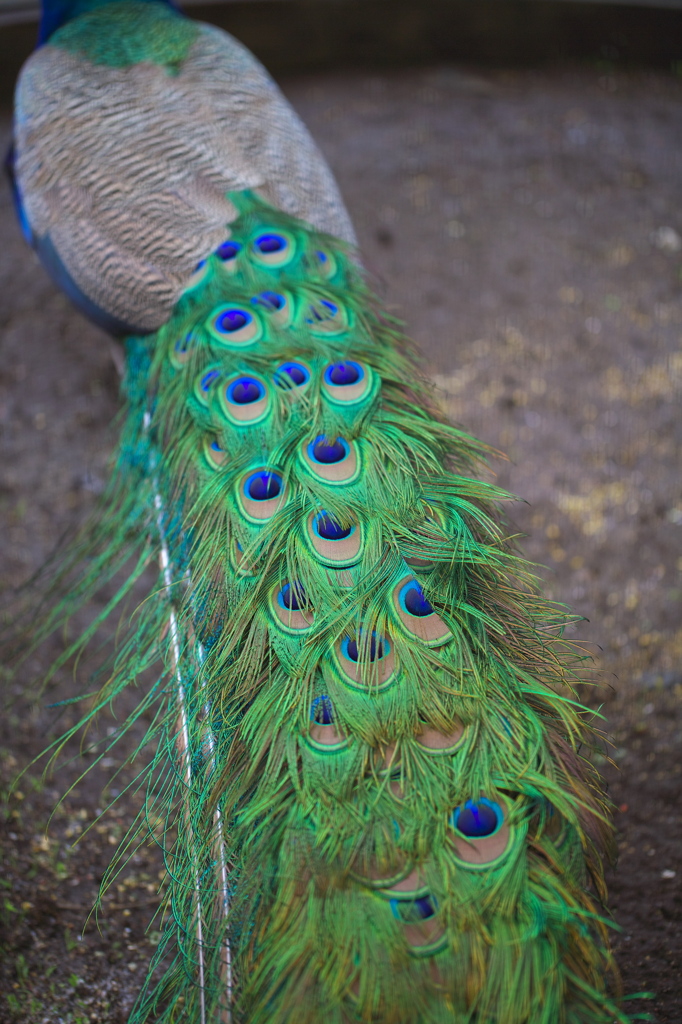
top-left (1, 62), bottom-right (681, 1022)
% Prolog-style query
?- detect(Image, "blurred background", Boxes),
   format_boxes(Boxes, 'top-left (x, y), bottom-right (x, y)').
top-left (1, 1), bottom-right (681, 1021)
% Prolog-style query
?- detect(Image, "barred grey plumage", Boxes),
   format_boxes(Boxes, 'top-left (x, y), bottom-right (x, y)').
top-left (14, 22), bottom-right (356, 332)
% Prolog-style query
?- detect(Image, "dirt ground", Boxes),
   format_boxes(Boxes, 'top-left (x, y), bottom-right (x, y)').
top-left (1, 61), bottom-right (681, 1022)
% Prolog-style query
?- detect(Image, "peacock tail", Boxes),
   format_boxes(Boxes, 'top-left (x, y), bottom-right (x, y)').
top-left (9, 2), bottom-right (632, 1021)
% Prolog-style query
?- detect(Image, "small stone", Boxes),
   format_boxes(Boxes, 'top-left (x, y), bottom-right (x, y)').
top-left (607, 243), bottom-right (635, 267)
top-left (661, 870), bottom-right (676, 879)
top-left (447, 219), bottom-right (466, 239)
top-left (558, 285), bottom-right (582, 304)
top-left (652, 226), bottom-right (681, 253)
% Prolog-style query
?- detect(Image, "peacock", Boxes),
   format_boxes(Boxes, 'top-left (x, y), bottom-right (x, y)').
top-left (8, 1), bottom-right (632, 1021)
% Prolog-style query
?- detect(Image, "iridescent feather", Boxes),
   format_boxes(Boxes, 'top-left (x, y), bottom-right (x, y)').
top-left (9, 2), bottom-right (633, 1022)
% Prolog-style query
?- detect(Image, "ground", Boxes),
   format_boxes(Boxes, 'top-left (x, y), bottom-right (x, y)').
top-left (0, 62), bottom-right (681, 1022)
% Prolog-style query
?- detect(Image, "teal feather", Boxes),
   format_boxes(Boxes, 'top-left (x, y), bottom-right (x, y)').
top-left (10, 2), bottom-right (634, 1020)
top-left (14, 191), bottom-right (628, 1024)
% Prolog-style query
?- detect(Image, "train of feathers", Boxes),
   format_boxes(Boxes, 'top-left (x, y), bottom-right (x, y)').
top-left (6, 1), bottom-right (635, 1021)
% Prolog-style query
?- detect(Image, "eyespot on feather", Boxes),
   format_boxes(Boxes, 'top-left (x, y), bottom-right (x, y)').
top-left (342, 633), bottom-right (387, 663)
top-left (388, 893), bottom-right (447, 955)
top-left (452, 798), bottom-right (502, 837)
top-left (304, 296), bottom-right (349, 336)
top-left (219, 374), bottom-right (270, 424)
top-left (270, 581), bottom-right (314, 632)
top-left (203, 436), bottom-right (227, 470)
top-left (381, 875), bottom-right (447, 955)
top-left (448, 797), bottom-right (511, 867)
top-left (230, 538), bottom-right (256, 576)
top-left (306, 695), bottom-right (348, 750)
top-left (322, 360), bottom-right (372, 405)
top-left (274, 361), bottom-right (311, 393)
top-left (206, 305), bottom-right (263, 347)
top-left (301, 435), bottom-right (359, 484)
top-left (238, 469), bottom-right (287, 522)
top-left (215, 239), bottom-right (242, 272)
top-left (194, 367), bottom-right (222, 407)
top-left (252, 290), bottom-right (293, 327)
top-left (311, 693), bottom-right (334, 725)
top-left (307, 511), bottom-right (362, 566)
top-left (392, 578), bottom-right (452, 646)
top-left (170, 331), bottom-right (196, 368)
top-left (315, 248), bottom-right (338, 279)
top-left (250, 230), bottom-right (295, 268)
top-left (335, 632), bottom-right (396, 690)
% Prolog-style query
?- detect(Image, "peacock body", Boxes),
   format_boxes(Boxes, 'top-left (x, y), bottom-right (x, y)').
top-left (9, 2), bottom-right (630, 1021)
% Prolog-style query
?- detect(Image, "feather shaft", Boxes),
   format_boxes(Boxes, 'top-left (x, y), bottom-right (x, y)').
top-left (150, 454), bottom-right (233, 1021)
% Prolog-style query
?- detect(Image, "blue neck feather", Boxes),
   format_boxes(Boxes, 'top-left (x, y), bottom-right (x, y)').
top-left (39, 0), bottom-right (177, 44)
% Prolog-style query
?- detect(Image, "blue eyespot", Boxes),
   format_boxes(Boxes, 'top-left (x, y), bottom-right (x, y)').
top-left (275, 362), bottom-right (310, 388)
top-left (342, 634), bottom-right (388, 663)
top-left (400, 581), bottom-right (434, 618)
top-left (452, 798), bottom-right (503, 838)
top-left (208, 305), bottom-right (262, 346)
top-left (324, 362), bottom-right (362, 386)
top-left (308, 436), bottom-right (349, 465)
top-left (254, 291), bottom-right (286, 311)
top-left (251, 232), bottom-right (295, 267)
top-left (227, 377), bottom-right (264, 405)
top-left (200, 369), bottom-right (221, 393)
top-left (175, 333), bottom-right (193, 355)
top-left (217, 309), bottom-right (251, 333)
top-left (278, 582), bottom-right (307, 611)
top-left (390, 895), bottom-right (437, 924)
top-left (245, 472), bottom-right (283, 501)
top-left (172, 331), bottom-right (196, 367)
top-left (311, 695), bottom-right (334, 725)
top-left (314, 513), bottom-right (353, 541)
top-left (315, 249), bottom-right (337, 279)
top-left (216, 240), bottom-right (242, 261)
top-left (204, 433), bottom-right (227, 469)
top-left (255, 233), bottom-right (287, 254)
top-left (307, 299), bottom-right (338, 324)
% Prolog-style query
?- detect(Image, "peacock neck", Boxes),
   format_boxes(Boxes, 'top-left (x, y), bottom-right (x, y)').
top-left (39, 0), bottom-right (177, 45)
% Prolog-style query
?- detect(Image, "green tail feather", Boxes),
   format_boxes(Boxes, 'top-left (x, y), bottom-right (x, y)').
top-left (18, 191), bottom-right (631, 1023)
